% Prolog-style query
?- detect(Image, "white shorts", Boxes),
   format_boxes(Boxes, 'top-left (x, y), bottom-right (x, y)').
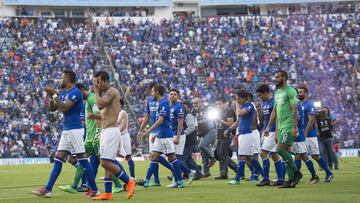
top-left (100, 127), bottom-right (121, 160)
top-left (306, 137), bottom-right (320, 155)
top-left (152, 137), bottom-right (175, 155)
top-left (238, 132), bottom-right (257, 156)
top-left (261, 132), bottom-right (277, 153)
top-left (252, 130), bottom-right (261, 154)
top-left (149, 133), bottom-right (157, 152)
top-left (174, 135), bottom-right (186, 155)
top-left (58, 128), bottom-right (85, 154)
top-left (292, 142), bottom-right (307, 154)
top-left (120, 133), bottom-right (132, 156)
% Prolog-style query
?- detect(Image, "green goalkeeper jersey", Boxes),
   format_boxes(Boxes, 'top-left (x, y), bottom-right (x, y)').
top-left (85, 92), bottom-right (99, 143)
top-left (274, 85), bottom-right (298, 135)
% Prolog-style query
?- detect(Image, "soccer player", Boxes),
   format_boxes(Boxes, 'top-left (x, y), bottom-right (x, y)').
top-left (141, 85), bottom-right (185, 188)
top-left (298, 86), bottom-right (334, 182)
top-left (91, 71), bottom-right (136, 201)
top-left (256, 84), bottom-right (285, 186)
top-left (59, 83), bottom-right (124, 194)
top-left (137, 83), bottom-right (173, 187)
top-left (118, 98), bottom-right (136, 178)
top-left (167, 89), bottom-right (196, 188)
top-left (226, 89), bottom-right (264, 185)
top-left (292, 98), bottom-right (319, 184)
top-left (264, 70), bottom-right (302, 188)
top-left (32, 70), bottom-right (98, 198)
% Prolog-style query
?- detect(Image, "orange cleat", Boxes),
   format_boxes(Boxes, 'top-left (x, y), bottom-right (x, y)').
top-left (125, 179), bottom-right (136, 199)
top-left (92, 193), bottom-right (113, 201)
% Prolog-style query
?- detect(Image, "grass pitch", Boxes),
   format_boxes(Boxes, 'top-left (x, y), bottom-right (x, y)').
top-left (0, 157), bottom-right (359, 203)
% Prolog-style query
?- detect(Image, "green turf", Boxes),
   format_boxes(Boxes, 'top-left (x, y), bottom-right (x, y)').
top-left (0, 157), bottom-right (359, 203)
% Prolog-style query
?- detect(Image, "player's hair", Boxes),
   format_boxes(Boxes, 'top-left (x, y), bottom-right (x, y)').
top-left (182, 101), bottom-right (193, 109)
top-left (149, 82), bottom-right (157, 91)
top-left (169, 88), bottom-right (180, 95)
top-left (119, 98), bottom-right (125, 107)
top-left (95, 71), bottom-right (109, 82)
top-left (256, 84), bottom-right (270, 93)
top-left (62, 70), bottom-right (76, 83)
top-left (236, 89), bottom-right (249, 99)
top-left (215, 97), bottom-right (226, 103)
top-left (276, 70), bottom-right (288, 80)
top-left (298, 85), bottom-right (309, 94)
top-left (75, 83), bottom-right (88, 91)
top-left (153, 84), bottom-right (165, 96)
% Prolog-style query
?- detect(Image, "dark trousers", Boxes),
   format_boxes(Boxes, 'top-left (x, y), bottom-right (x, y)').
top-left (182, 144), bottom-right (202, 175)
top-left (216, 138), bottom-right (238, 176)
top-left (319, 137), bottom-right (338, 168)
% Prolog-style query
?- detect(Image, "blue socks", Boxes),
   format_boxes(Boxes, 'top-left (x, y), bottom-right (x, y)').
top-left (146, 161), bottom-right (159, 183)
top-left (305, 159), bottom-right (317, 177)
top-left (78, 159), bottom-right (98, 191)
top-left (104, 178), bottom-right (113, 193)
top-left (159, 155), bottom-right (173, 172)
top-left (171, 159), bottom-right (183, 182)
top-left (282, 161), bottom-right (287, 181)
top-left (235, 160), bottom-right (245, 182)
top-left (295, 159), bottom-right (302, 170)
top-left (317, 157), bottom-right (333, 176)
top-left (113, 160), bottom-right (130, 183)
top-left (251, 159), bottom-right (264, 177)
top-left (90, 155), bottom-right (100, 178)
top-left (45, 158), bottom-right (64, 191)
top-left (128, 159), bottom-right (135, 178)
top-left (274, 160), bottom-right (284, 182)
top-left (262, 159), bottom-right (270, 180)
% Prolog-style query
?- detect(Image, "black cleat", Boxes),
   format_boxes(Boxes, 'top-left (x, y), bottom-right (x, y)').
top-left (308, 175), bottom-right (320, 184)
top-left (270, 181), bottom-right (284, 186)
top-left (214, 175), bottom-right (228, 180)
top-left (278, 181), bottom-right (295, 188)
top-left (290, 171), bottom-right (303, 187)
top-left (256, 179), bottom-right (271, 187)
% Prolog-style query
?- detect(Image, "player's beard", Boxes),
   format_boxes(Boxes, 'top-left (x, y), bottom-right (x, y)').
top-left (298, 95), bottom-right (305, 101)
top-left (275, 79), bottom-right (284, 89)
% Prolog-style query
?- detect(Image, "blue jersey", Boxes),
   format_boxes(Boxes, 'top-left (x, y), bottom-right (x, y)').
top-left (170, 102), bottom-right (185, 135)
top-left (59, 86), bottom-right (83, 131)
top-left (155, 97), bottom-right (174, 138)
top-left (238, 102), bottom-right (255, 135)
top-left (261, 97), bottom-right (276, 133)
top-left (302, 99), bottom-right (317, 137)
top-left (146, 96), bottom-right (158, 133)
top-left (296, 104), bottom-right (305, 142)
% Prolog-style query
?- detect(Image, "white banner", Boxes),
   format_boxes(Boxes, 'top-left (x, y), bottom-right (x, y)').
top-left (0, 158), bottom-right (49, 166)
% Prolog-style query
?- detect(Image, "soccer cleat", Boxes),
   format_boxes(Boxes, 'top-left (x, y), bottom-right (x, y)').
top-left (325, 174), bottom-right (334, 182)
top-left (246, 175), bottom-right (259, 181)
top-left (83, 189), bottom-right (99, 198)
top-left (270, 181), bottom-right (284, 186)
top-left (167, 176), bottom-right (173, 181)
top-left (177, 180), bottom-right (185, 188)
top-left (290, 171), bottom-right (303, 187)
top-left (136, 179), bottom-right (145, 186)
top-left (143, 179), bottom-right (150, 188)
top-left (77, 185), bottom-right (90, 192)
top-left (308, 175), bottom-right (320, 184)
top-left (32, 187), bottom-right (52, 198)
top-left (125, 179), bottom-right (136, 199)
top-left (59, 185), bottom-right (77, 193)
top-left (188, 170), bottom-right (196, 185)
top-left (227, 179), bottom-right (240, 185)
top-left (202, 173), bottom-right (211, 178)
top-left (149, 182), bottom-right (161, 187)
top-left (256, 179), bottom-right (271, 187)
top-left (214, 175), bottom-right (228, 180)
top-left (92, 193), bottom-right (113, 201)
top-left (166, 182), bottom-right (178, 188)
top-left (278, 181), bottom-right (295, 189)
top-left (113, 186), bottom-right (125, 193)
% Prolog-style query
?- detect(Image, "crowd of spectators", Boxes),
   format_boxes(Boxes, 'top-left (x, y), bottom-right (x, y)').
top-left (0, 5), bottom-right (359, 158)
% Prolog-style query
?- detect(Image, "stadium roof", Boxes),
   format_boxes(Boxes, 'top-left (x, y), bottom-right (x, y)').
top-left (200, 0), bottom-right (358, 6)
top-left (4, 0), bottom-right (173, 7)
